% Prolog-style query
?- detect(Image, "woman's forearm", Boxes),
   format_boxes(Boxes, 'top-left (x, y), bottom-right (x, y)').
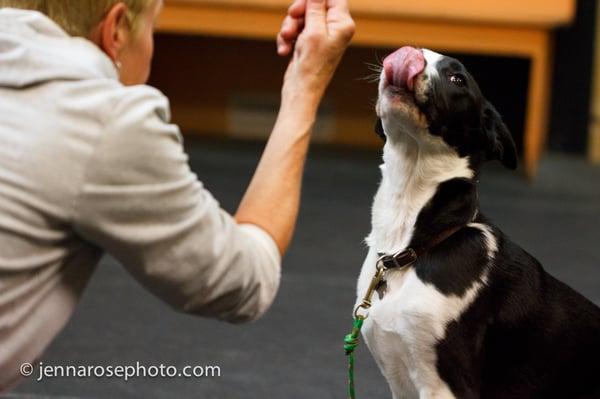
top-left (235, 0), bottom-right (354, 256)
top-left (234, 91), bottom-right (320, 255)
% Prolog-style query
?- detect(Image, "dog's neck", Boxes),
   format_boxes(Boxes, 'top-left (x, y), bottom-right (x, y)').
top-left (368, 133), bottom-right (479, 254)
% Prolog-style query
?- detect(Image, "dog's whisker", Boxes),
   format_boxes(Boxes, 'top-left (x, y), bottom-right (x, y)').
top-left (374, 51), bottom-right (387, 67)
top-left (365, 64), bottom-right (383, 76)
top-left (365, 62), bottom-right (383, 70)
top-left (358, 73), bottom-right (382, 83)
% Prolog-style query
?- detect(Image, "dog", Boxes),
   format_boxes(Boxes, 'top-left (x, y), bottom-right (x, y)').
top-left (355, 47), bottom-right (600, 399)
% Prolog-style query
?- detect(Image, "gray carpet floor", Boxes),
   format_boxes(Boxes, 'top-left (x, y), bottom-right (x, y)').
top-left (5, 139), bottom-right (600, 399)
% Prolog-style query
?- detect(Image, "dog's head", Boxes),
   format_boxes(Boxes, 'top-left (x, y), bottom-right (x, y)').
top-left (375, 47), bottom-right (517, 170)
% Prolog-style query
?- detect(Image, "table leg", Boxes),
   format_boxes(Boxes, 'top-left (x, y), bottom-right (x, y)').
top-left (524, 34), bottom-right (553, 179)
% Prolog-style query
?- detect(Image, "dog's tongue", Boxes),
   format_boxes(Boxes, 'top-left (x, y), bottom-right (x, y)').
top-left (383, 47), bottom-right (425, 91)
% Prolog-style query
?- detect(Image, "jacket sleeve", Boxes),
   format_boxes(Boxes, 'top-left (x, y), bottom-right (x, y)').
top-left (72, 86), bottom-right (281, 323)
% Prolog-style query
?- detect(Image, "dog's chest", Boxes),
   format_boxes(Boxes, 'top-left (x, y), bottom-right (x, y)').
top-left (360, 266), bottom-right (463, 398)
top-left (358, 235), bottom-right (493, 399)
top-left (361, 250), bottom-right (490, 399)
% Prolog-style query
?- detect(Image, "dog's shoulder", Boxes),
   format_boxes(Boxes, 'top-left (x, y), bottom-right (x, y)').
top-left (412, 215), bottom-right (497, 297)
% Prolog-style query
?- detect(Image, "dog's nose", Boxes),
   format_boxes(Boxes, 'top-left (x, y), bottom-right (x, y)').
top-left (383, 46), bottom-right (425, 92)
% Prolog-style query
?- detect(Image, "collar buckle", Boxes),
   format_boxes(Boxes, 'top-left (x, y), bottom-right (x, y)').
top-left (378, 248), bottom-right (418, 270)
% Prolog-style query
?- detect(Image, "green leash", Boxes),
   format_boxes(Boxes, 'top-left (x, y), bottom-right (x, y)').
top-left (343, 264), bottom-right (386, 399)
top-left (344, 316), bottom-right (365, 399)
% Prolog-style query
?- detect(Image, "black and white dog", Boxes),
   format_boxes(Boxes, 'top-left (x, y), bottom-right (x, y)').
top-left (355, 47), bottom-right (600, 399)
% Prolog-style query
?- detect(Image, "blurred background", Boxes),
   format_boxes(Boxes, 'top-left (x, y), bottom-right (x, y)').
top-left (6, 0), bottom-right (600, 398)
top-left (149, 0), bottom-right (600, 177)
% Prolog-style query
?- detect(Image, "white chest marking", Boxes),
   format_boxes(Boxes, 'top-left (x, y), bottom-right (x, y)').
top-left (367, 140), bottom-right (474, 254)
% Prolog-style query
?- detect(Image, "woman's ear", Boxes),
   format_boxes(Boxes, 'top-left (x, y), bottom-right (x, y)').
top-left (90, 3), bottom-right (130, 63)
top-left (482, 102), bottom-right (518, 170)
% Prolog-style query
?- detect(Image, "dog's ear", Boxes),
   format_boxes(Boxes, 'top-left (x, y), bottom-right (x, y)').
top-left (482, 102), bottom-right (517, 170)
top-left (375, 117), bottom-right (386, 142)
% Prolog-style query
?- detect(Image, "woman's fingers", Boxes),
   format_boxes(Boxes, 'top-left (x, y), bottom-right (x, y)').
top-left (276, 35), bottom-right (288, 56)
top-left (288, 0), bottom-right (306, 18)
top-left (277, 15), bottom-right (305, 56)
top-left (324, 0), bottom-right (356, 46)
top-left (277, 16), bottom-right (296, 55)
top-left (280, 15), bottom-right (303, 40)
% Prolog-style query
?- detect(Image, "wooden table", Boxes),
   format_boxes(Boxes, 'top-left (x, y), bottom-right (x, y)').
top-left (158, 0), bottom-right (576, 178)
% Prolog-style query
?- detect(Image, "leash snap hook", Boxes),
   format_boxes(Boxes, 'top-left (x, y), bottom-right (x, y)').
top-left (353, 263), bottom-right (386, 319)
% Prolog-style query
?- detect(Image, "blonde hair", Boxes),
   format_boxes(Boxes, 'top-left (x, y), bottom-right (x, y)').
top-left (0, 0), bottom-right (154, 37)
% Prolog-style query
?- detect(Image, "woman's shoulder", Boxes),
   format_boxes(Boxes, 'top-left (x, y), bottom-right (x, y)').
top-left (84, 81), bottom-right (182, 157)
top-left (58, 79), bottom-right (172, 125)
top-left (109, 84), bottom-right (173, 124)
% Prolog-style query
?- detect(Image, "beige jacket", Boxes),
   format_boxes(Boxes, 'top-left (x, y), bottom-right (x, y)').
top-left (0, 8), bottom-right (281, 390)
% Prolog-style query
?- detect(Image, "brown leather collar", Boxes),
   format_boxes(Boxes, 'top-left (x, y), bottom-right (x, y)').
top-left (375, 224), bottom-right (465, 298)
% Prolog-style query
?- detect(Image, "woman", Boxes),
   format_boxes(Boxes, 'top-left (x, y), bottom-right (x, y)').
top-left (0, 0), bottom-right (354, 390)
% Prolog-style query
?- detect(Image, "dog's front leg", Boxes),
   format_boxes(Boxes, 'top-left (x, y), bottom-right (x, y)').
top-left (415, 380), bottom-right (480, 399)
top-left (381, 296), bottom-right (484, 399)
top-left (387, 375), bottom-right (456, 399)
top-left (406, 343), bottom-right (481, 399)
top-left (394, 356), bottom-right (458, 399)
top-left (415, 386), bottom-right (457, 399)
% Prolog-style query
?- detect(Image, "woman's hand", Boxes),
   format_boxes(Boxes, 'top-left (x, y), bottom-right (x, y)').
top-left (277, 0), bottom-right (355, 103)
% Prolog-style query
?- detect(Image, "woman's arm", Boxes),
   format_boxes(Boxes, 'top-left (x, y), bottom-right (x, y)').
top-left (73, 0), bottom-right (354, 323)
top-left (235, 0), bottom-right (355, 255)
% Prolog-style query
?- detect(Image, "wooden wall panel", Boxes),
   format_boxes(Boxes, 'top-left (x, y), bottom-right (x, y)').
top-left (164, 0), bottom-right (575, 27)
top-left (149, 34), bottom-right (383, 148)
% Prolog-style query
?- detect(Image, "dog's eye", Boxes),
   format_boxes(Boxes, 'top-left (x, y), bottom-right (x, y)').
top-left (449, 73), bottom-right (467, 87)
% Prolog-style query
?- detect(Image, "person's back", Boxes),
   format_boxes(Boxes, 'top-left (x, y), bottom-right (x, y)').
top-left (0, 8), bottom-right (284, 389)
top-left (0, 9), bottom-right (115, 385)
